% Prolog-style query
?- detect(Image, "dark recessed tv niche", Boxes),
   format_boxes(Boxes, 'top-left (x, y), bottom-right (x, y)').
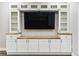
top-left (24, 11), bottom-right (55, 29)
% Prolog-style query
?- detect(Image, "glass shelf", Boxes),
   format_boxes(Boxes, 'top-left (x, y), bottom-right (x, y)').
top-left (11, 12), bottom-right (17, 16)
top-left (61, 28), bottom-right (67, 31)
top-left (11, 12), bottom-right (18, 32)
top-left (61, 23), bottom-right (67, 25)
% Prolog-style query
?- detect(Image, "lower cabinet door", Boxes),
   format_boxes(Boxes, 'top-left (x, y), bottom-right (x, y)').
top-left (61, 35), bottom-right (71, 52)
top-left (28, 39), bottom-right (38, 52)
top-left (17, 39), bottom-right (28, 52)
top-left (39, 39), bottom-right (49, 52)
top-left (6, 36), bottom-right (16, 52)
top-left (50, 39), bottom-right (61, 52)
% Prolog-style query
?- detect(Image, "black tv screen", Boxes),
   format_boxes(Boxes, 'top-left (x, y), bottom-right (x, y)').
top-left (24, 11), bottom-right (55, 29)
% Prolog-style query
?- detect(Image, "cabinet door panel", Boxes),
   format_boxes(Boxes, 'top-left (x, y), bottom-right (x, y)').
top-left (58, 11), bottom-right (69, 33)
top-left (17, 39), bottom-right (28, 52)
top-left (10, 10), bottom-right (21, 33)
top-left (50, 39), bottom-right (61, 52)
top-left (6, 36), bottom-right (16, 52)
top-left (28, 39), bottom-right (38, 52)
top-left (61, 35), bottom-right (71, 52)
top-left (39, 39), bottom-right (49, 52)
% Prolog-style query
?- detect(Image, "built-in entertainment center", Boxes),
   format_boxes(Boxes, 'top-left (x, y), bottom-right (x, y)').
top-left (6, 2), bottom-right (72, 55)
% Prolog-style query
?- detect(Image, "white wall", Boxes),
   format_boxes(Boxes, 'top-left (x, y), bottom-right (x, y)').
top-left (0, 2), bottom-right (79, 55)
top-left (0, 2), bottom-right (9, 49)
top-left (78, 4), bottom-right (79, 56)
top-left (70, 3), bottom-right (79, 56)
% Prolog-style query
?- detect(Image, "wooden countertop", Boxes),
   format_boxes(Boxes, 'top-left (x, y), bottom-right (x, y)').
top-left (6, 33), bottom-right (21, 35)
top-left (17, 35), bottom-right (60, 39)
top-left (6, 33), bottom-right (72, 39)
top-left (58, 33), bottom-right (72, 35)
top-left (6, 33), bottom-right (72, 35)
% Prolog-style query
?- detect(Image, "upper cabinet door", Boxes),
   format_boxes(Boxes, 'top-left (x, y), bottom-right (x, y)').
top-left (9, 3), bottom-right (21, 33)
top-left (39, 39), bottom-right (49, 52)
top-left (9, 10), bottom-right (21, 33)
top-left (58, 11), bottom-right (69, 33)
top-left (28, 39), bottom-right (38, 52)
top-left (58, 4), bottom-right (70, 33)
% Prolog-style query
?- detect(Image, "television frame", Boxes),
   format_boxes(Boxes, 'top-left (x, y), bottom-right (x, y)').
top-left (23, 11), bottom-right (56, 30)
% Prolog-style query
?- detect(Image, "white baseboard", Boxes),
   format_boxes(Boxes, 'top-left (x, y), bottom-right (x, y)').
top-left (7, 52), bottom-right (71, 56)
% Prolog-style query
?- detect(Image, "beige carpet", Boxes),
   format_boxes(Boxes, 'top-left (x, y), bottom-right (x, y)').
top-left (0, 51), bottom-right (7, 56)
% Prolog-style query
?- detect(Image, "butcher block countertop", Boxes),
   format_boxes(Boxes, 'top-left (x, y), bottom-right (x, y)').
top-left (17, 35), bottom-right (60, 39)
top-left (6, 33), bottom-right (21, 35)
top-left (58, 33), bottom-right (72, 35)
top-left (6, 33), bottom-right (72, 39)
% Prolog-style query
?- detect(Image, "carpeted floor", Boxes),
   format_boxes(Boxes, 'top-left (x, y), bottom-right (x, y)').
top-left (0, 51), bottom-right (7, 56)
top-left (0, 51), bottom-right (71, 56)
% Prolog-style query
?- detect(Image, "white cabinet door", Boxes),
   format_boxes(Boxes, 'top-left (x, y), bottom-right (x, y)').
top-left (50, 39), bottom-right (61, 52)
top-left (58, 11), bottom-right (69, 33)
top-left (28, 39), bottom-right (38, 52)
top-left (6, 36), bottom-right (16, 52)
top-left (61, 35), bottom-right (71, 52)
top-left (39, 39), bottom-right (49, 52)
top-left (17, 39), bottom-right (28, 52)
top-left (10, 10), bottom-right (21, 33)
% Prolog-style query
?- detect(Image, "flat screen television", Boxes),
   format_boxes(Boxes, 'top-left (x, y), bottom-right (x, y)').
top-left (24, 11), bottom-right (55, 29)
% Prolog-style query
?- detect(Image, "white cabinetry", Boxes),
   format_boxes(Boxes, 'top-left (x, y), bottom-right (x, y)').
top-left (58, 4), bottom-right (70, 33)
top-left (60, 35), bottom-right (71, 52)
top-left (6, 35), bottom-right (17, 52)
top-left (6, 35), bottom-right (71, 55)
top-left (28, 39), bottom-right (38, 52)
top-left (9, 3), bottom-right (21, 33)
top-left (59, 11), bottom-right (69, 33)
top-left (16, 39), bottom-right (61, 52)
top-left (39, 39), bottom-right (50, 52)
top-left (38, 39), bottom-right (61, 52)
top-left (17, 39), bottom-right (28, 52)
top-left (9, 3), bottom-right (70, 34)
top-left (9, 10), bottom-right (20, 33)
top-left (50, 39), bottom-right (61, 52)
